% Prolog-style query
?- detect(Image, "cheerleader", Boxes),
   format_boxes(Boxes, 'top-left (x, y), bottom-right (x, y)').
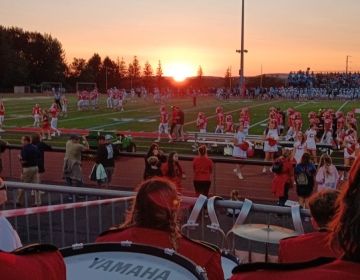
top-left (232, 123), bottom-right (248, 179)
top-left (305, 123), bottom-right (318, 163)
top-left (225, 114), bottom-right (234, 133)
top-left (335, 112), bottom-right (346, 148)
top-left (32, 104), bottom-right (42, 127)
top-left (156, 106), bottom-right (172, 142)
top-left (292, 131), bottom-right (306, 164)
top-left (215, 106), bottom-right (224, 133)
top-left (41, 110), bottom-right (51, 140)
top-left (343, 129), bottom-right (358, 168)
top-left (0, 100), bottom-right (4, 131)
top-left (196, 112), bottom-right (207, 133)
top-left (320, 112), bottom-right (334, 146)
top-left (263, 119), bottom-right (279, 173)
top-left (285, 108), bottom-right (296, 140)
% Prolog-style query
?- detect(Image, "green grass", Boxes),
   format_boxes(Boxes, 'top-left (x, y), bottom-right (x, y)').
top-left (1, 94), bottom-right (359, 155)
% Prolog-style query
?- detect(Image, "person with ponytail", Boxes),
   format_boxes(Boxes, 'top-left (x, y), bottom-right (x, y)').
top-left (96, 177), bottom-right (224, 280)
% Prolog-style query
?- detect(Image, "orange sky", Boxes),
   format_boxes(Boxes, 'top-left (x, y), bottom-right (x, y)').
top-left (1, 0), bottom-right (360, 77)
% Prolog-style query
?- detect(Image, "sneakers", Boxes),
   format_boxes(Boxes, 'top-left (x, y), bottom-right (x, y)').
top-left (262, 167), bottom-right (267, 173)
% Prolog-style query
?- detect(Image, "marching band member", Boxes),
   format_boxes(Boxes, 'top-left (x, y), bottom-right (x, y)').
top-left (96, 177), bottom-right (224, 280)
top-left (215, 106), bottom-right (224, 133)
top-left (32, 104), bottom-right (42, 127)
top-left (263, 119), bottom-right (279, 173)
top-left (156, 105), bottom-right (172, 142)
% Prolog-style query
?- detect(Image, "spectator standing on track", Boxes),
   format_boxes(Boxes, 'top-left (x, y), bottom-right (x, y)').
top-left (193, 145), bottom-right (213, 197)
top-left (62, 135), bottom-right (89, 199)
top-left (271, 149), bottom-right (295, 206)
top-left (96, 177), bottom-right (224, 280)
top-left (143, 143), bottom-right (167, 180)
top-left (96, 135), bottom-right (116, 188)
top-left (0, 177), bottom-right (22, 251)
top-left (16, 136), bottom-right (40, 207)
top-left (315, 154), bottom-right (339, 191)
top-left (292, 131), bottom-right (306, 164)
top-left (295, 152), bottom-right (316, 209)
top-left (161, 151), bottom-right (186, 193)
top-left (31, 134), bottom-right (52, 206)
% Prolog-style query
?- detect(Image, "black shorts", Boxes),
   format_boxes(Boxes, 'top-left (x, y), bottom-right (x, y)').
top-left (193, 181), bottom-right (211, 196)
top-left (296, 184), bottom-right (313, 198)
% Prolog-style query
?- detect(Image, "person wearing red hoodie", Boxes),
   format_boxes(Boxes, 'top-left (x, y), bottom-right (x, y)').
top-left (96, 177), bottom-right (224, 280)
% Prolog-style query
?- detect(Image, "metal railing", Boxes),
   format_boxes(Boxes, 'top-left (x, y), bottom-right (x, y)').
top-left (2, 181), bottom-right (311, 258)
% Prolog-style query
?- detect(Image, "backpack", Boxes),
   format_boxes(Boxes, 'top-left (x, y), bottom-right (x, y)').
top-left (271, 160), bottom-right (283, 174)
top-left (296, 167), bottom-right (309, 186)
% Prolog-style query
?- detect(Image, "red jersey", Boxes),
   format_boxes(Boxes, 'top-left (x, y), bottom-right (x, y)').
top-left (0, 105), bottom-right (5, 116)
top-left (197, 117), bottom-right (207, 129)
top-left (231, 259), bottom-right (360, 280)
top-left (241, 115), bottom-right (250, 128)
top-left (96, 227), bottom-right (223, 280)
top-left (50, 107), bottom-right (59, 118)
top-left (193, 156), bottom-right (213, 181)
top-left (32, 106), bottom-right (41, 115)
top-left (225, 121), bottom-right (234, 133)
top-left (278, 231), bottom-right (340, 263)
top-left (160, 111), bottom-right (169, 124)
top-left (217, 113), bottom-right (224, 126)
top-left (0, 244), bottom-right (66, 280)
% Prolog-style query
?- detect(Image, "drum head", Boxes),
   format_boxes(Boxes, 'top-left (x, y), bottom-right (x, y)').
top-left (221, 252), bottom-right (239, 280)
top-left (61, 243), bottom-right (206, 280)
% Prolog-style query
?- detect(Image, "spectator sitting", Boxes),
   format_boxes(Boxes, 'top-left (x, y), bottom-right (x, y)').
top-left (230, 156), bottom-right (360, 280)
top-left (96, 177), bottom-right (224, 280)
top-left (278, 190), bottom-right (341, 263)
top-left (0, 177), bottom-right (22, 251)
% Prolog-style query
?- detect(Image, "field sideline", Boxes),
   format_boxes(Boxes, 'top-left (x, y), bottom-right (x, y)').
top-left (1, 94), bottom-right (359, 153)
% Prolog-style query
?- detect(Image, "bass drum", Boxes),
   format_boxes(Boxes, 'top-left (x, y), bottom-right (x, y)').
top-left (61, 242), bottom-right (207, 280)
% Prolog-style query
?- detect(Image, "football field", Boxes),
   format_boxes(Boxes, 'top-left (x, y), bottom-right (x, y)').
top-left (1, 94), bottom-right (359, 154)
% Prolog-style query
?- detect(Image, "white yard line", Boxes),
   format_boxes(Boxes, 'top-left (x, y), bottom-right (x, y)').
top-left (336, 101), bottom-right (349, 112)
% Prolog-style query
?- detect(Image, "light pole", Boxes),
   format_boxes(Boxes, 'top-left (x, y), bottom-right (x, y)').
top-left (346, 55), bottom-right (351, 74)
top-left (236, 0), bottom-right (246, 96)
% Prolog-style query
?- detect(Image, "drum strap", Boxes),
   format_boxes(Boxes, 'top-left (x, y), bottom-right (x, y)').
top-left (206, 196), bottom-right (226, 246)
top-left (291, 205), bottom-right (304, 234)
top-left (233, 199), bottom-right (253, 227)
top-left (181, 195), bottom-right (207, 231)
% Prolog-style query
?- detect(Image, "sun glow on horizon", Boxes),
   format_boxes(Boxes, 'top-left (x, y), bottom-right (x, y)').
top-left (164, 62), bottom-right (195, 82)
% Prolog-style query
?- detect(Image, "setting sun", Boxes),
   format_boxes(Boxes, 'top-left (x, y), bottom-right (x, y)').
top-left (165, 63), bottom-right (195, 82)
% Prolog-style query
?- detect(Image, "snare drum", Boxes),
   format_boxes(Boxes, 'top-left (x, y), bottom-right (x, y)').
top-left (221, 251), bottom-right (239, 280)
top-left (61, 242), bottom-right (207, 280)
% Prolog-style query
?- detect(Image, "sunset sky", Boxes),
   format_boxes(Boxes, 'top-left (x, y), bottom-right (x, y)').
top-left (1, 0), bottom-right (360, 77)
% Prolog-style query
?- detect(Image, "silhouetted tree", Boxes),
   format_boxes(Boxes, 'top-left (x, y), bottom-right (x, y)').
top-left (156, 60), bottom-right (163, 89)
top-left (143, 61), bottom-right (153, 91)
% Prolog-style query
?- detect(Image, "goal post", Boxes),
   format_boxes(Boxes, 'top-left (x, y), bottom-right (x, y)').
top-left (76, 82), bottom-right (97, 92)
